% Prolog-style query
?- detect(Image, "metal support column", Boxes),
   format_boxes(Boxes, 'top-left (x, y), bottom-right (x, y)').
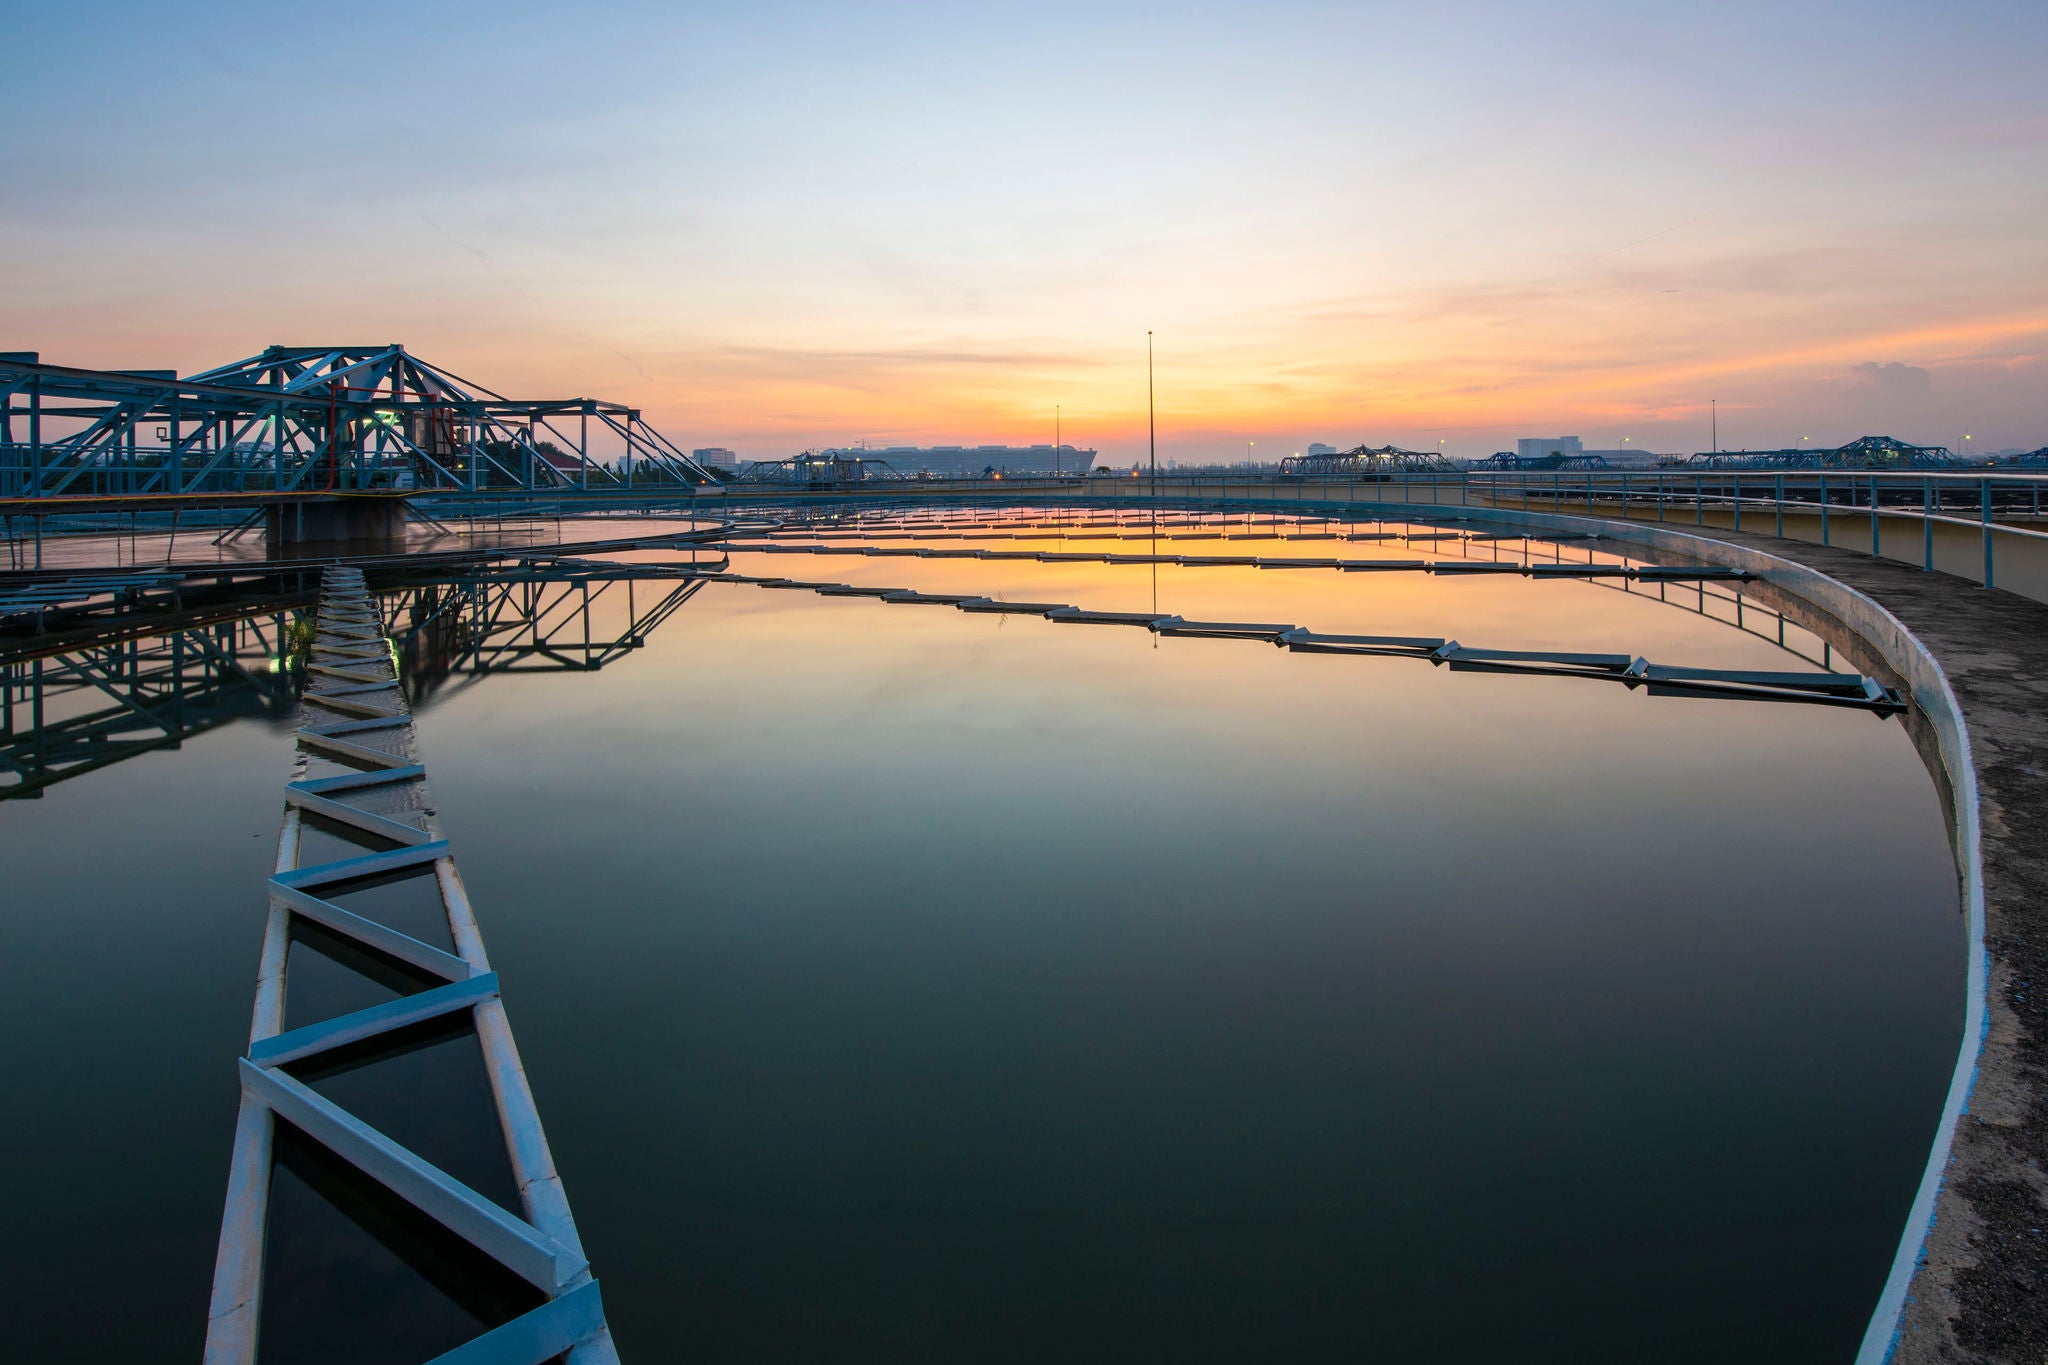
top-left (1983, 479), bottom-right (1995, 590)
top-left (28, 375), bottom-right (41, 498)
top-left (1924, 478), bottom-right (1934, 571)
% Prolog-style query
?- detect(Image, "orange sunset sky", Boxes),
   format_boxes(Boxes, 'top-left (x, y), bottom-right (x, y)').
top-left (7, 2), bottom-right (2044, 462)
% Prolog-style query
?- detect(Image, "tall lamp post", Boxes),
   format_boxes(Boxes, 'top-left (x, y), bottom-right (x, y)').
top-left (1148, 331), bottom-right (1156, 502)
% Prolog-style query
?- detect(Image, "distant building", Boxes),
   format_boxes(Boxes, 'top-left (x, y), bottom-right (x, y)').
top-left (1517, 436), bottom-right (1583, 461)
top-left (534, 445), bottom-right (584, 475)
top-left (819, 445), bottom-right (1097, 477)
top-left (692, 447), bottom-right (742, 470)
top-left (1306, 442), bottom-right (1338, 457)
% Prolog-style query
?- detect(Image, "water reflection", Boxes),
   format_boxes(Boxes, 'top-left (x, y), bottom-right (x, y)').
top-left (0, 507), bottom-right (1966, 1362)
top-left (1, 514), bottom-right (1903, 806)
top-left (0, 567), bottom-right (711, 800)
top-left (379, 567), bottom-right (709, 706)
top-left (0, 602), bottom-right (301, 799)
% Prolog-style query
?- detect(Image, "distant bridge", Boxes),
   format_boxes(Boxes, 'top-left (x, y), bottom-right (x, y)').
top-left (1677, 435), bottom-right (1962, 471)
top-left (1279, 445), bottom-right (1458, 477)
top-left (1472, 450), bottom-right (1613, 472)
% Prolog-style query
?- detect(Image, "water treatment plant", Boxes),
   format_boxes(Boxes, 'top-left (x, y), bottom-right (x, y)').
top-left (4, 342), bottom-right (2047, 1362)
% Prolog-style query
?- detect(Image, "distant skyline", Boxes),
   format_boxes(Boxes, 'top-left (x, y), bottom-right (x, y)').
top-left (6, 0), bottom-right (2043, 461)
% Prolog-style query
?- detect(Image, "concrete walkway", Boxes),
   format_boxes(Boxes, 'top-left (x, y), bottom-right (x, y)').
top-left (1662, 524), bottom-right (2048, 1364)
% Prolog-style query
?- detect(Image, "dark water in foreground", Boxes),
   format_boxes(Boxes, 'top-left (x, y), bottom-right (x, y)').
top-left (0, 516), bottom-right (1962, 1361)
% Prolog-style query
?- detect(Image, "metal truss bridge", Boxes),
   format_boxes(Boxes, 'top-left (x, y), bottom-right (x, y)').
top-left (1280, 444), bottom-right (1459, 477)
top-left (1472, 450), bottom-right (1614, 471)
top-left (0, 345), bottom-right (716, 504)
top-left (1677, 435), bottom-right (1962, 470)
top-left (733, 450), bottom-right (913, 486)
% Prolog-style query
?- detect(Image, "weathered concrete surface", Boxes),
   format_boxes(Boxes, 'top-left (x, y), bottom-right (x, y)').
top-left (1658, 525), bottom-right (2048, 1364)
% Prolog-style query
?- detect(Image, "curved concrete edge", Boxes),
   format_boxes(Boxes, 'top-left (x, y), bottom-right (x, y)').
top-left (1196, 495), bottom-right (1985, 1361)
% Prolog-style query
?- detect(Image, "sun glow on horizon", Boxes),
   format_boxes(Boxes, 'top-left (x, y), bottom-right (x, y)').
top-left (5, 1), bottom-right (2044, 460)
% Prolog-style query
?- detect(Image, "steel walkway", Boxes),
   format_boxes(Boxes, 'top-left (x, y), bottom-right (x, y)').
top-left (206, 565), bottom-right (617, 1365)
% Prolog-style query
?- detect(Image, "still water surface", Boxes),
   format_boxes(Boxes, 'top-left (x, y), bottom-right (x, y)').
top-left (0, 516), bottom-right (1962, 1361)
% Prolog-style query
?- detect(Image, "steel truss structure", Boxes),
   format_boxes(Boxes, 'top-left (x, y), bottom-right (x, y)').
top-left (1280, 445), bottom-right (1459, 477)
top-left (735, 451), bottom-right (911, 486)
top-left (1472, 451), bottom-right (1614, 471)
top-left (207, 566), bottom-right (618, 1365)
top-left (1679, 435), bottom-right (1962, 470)
top-left (0, 345), bottom-right (714, 500)
top-left (1990, 446), bottom-right (2048, 468)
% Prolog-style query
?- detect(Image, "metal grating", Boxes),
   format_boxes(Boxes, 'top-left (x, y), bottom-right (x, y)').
top-left (205, 565), bottom-right (617, 1365)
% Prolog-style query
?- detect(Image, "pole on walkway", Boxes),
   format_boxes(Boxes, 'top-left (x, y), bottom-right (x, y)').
top-left (1923, 478), bottom-right (1934, 572)
top-left (1871, 476), bottom-right (1881, 557)
top-left (1820, 474), bottom-right (1830, 546)
top-left (1983, 478), bottom-right (1994, 590)
top-left (1776, 475), bottom-right (1785, 538)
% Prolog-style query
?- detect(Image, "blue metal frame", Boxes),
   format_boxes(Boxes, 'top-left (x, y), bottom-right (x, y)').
top-left (0, 346), bottom-right (713, 499)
